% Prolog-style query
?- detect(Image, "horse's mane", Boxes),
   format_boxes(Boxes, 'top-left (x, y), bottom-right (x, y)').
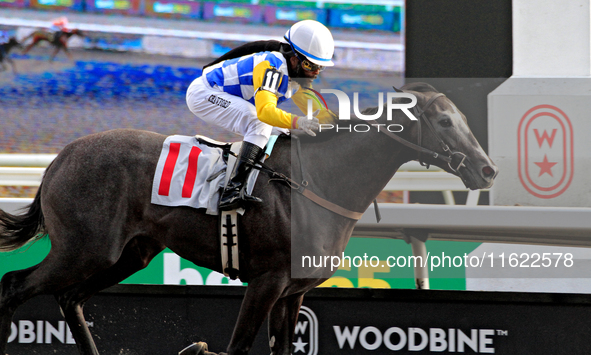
top-left (294, 82), bottom-right (441, 144)
top-left (401, 82), bottom-right (439, 93)
top-left (359, 82), bottom-right (438, 118)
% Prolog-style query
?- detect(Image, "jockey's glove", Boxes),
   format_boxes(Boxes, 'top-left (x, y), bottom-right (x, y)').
top-left (293, 110), bottom-right (320, 137)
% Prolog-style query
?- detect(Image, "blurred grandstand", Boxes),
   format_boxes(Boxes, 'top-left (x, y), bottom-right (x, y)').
top-left (0, 1), bottom-right (404, 71)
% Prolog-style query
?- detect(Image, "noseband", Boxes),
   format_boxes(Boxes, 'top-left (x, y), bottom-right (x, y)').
top-left (371, 93), bottom-right (467, 173)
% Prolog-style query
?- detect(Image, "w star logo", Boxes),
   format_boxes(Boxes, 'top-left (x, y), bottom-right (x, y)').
top-left (293, 306), bottom-right (318, 355)
top-left (517, 105), bottom-right (574, 199)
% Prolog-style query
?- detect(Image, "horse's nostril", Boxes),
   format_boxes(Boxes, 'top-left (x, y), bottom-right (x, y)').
top-left (482, 166), bottom-right (495, 177)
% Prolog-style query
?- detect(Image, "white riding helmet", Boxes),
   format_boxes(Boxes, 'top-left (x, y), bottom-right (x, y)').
top-left (284, 20), bottom-right (335, 67)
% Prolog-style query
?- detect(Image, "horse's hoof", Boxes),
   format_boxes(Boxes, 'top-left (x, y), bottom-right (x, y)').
top-left (179, 341), bottom-right (208, 355)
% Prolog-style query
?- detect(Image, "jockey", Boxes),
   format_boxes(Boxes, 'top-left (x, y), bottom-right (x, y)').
top-left (50, 16), bottom-right (71, 40)
top-left (186, 20), bottom-right (337, 211)
top-left (50, 17), bottom-right (69, 32)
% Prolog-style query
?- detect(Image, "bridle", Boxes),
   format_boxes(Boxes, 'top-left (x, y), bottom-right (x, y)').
top-left (369, 92), bottom-right (467, 173)
top-left (253, 91), bottom-right (470, 221)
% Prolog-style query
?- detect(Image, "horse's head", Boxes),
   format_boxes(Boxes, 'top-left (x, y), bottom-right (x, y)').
top-left (400, 82), bottom-right (498, 190)
top-left (70, 29), bottom-right (85, 38)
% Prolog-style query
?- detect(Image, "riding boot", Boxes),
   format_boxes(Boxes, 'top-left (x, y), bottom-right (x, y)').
top-left (219, 141), bottom-right (264, 211)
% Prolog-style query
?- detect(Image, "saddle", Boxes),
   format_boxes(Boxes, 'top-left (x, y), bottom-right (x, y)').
top-left (195, 135), bottom-right (232, 151)
top-left (151, 134), bottom-right (281, 280)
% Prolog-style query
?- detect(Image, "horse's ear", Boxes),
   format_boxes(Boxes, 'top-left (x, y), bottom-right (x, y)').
top-left (392, 86), bottom-right (404, 93)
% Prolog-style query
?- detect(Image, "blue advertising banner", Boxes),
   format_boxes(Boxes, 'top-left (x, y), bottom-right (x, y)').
top-left (328, 8), bottom-right (394, 31)
top-left (29, 0), bottom-right (83, 11)
top-left (202, 2), bottom-right (263, 23)
top-left (85, 0), bottom-right (142, 15)
top-left (264, 6), bottom-right (327, 26)
top-left (144, 0), bottom-right (201, 18)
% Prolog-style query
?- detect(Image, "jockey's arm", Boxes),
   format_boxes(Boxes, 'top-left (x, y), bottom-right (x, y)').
top-left (253, 61), bottom-right (295, 129)
top-left (291, 85), bottom-right (337, 124)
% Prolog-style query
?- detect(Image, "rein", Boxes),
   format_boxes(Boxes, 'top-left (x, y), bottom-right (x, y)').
top-left (251, 138), bottom-right (366, 221)
top-left (368, 93), bottom-right (467, 173)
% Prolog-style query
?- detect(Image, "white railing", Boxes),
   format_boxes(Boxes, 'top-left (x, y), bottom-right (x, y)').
top-left (5, 155), bottom-right (587, 293)
top-left (0, 154), bottom-right (57, 167)
top-left (0, 154), bottom-right (483, 205)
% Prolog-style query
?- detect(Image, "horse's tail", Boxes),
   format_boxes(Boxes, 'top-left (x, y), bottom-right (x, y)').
top-left (0, 184), bottom-right (46, 252)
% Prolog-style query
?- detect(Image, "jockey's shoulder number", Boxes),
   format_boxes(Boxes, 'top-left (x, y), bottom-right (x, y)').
top-left (260, 68), bottom-right (282, 94)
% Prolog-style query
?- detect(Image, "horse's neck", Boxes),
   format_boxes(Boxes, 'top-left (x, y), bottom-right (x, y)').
top-left (299, 114), bottom-right (416, 212)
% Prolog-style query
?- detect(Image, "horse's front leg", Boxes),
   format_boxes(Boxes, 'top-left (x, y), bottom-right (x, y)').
top-left (64, 47), bottom-right (73, 61)
top-left (49, 46), bottom-right (61, 62)
top-left (268, 293), bottom-right (305, 355)
top-left (7, 58), bottom-right (17, 74)
top-left (60, 38), bottom-right (73, 61)
top-left (226, 275), bottom-right (287, 355)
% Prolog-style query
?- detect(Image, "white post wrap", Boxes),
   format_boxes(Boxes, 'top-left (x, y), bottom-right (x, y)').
top-left (513, 0), bottom-right (590, 77)
top-left (488, 0), bottom-right (591, 207)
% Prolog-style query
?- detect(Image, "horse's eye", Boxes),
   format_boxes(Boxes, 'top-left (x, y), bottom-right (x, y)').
top-left (439, 118), bottom-right (452, 128)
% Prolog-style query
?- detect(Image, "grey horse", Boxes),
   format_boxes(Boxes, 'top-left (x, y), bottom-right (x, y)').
top-left (0, 83), bottom-right (497, 355)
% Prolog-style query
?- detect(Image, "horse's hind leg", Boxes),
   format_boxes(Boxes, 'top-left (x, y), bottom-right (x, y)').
top-left (0, 237), bottom-right (124, 354)
top-left (0, 264), bottom-right (41, 352)
top-left (49, 47), bottom-right (60, 62)
top-left (0, 251), bottom-right (103, 352)
top-left (55, 237), bottom-right (165, 355)
top-left (267, 293), bottom-right (305, 355)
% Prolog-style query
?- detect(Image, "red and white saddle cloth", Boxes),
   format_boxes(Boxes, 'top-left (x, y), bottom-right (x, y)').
top-left (151, 135), bottom-right (259, 215)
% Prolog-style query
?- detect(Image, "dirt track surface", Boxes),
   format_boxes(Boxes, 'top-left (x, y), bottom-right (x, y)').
top-left (1, 47), bottom-right (401, 153)
top-left (1, 48), bottom-right (237, 153)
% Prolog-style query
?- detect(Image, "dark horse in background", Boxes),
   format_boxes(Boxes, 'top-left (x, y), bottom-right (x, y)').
top-left (0, 83), bottom-right (497, 355)
top-left (21, 29), bottom-right (84, 62)
top-left (0, 37), bottom-right (20, 74)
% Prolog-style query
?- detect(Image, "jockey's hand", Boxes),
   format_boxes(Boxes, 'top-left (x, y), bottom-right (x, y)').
top-left (294, 110), bottom-right (320, 137)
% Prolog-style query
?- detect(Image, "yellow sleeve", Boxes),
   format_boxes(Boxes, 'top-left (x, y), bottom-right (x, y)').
top-left (253, 61), bottom-right (295, 129)
top-left (291, 84), bottom-right (338, 124)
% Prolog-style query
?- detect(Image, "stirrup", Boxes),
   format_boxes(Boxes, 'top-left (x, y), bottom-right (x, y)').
top-left (239, 188), bottom-right (263, 204)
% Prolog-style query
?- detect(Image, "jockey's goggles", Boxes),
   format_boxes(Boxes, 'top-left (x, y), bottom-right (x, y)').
top-left (300, 58), bottom-right (325, 72)
top-left (285, 32), bottom-right (326, 72)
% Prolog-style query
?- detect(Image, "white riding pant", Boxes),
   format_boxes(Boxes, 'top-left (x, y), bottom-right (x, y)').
top-left (187, 76), bottom-right (282, 149)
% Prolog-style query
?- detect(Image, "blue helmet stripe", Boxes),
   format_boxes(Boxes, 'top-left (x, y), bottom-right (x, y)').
top-left (285, 29), bottom-right (332, 63)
